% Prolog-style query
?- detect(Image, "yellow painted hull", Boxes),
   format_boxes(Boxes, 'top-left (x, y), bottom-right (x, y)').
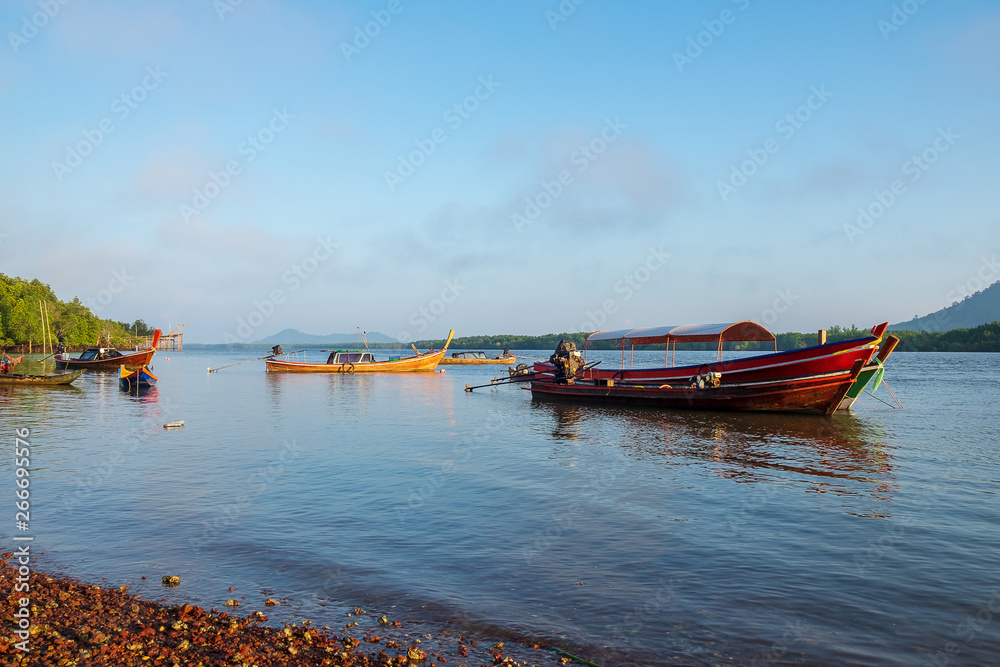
top-left (438, 355), bottom-right (517, 365)
top-left (265, 330), bottom-right (454, 373)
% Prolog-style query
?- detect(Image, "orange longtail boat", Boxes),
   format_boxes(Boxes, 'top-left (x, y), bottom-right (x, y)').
top-left (264, 330), bottom-right (454, 373)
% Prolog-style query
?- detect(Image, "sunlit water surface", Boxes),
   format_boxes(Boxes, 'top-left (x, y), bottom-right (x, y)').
top-left (2, 349), bottom-right (999, 666)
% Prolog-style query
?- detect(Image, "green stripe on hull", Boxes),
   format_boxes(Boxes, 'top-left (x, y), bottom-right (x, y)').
top-left (844, 365), bottom-right (880, 400)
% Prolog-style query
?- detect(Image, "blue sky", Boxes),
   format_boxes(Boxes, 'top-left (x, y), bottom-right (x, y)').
top-left (2, 0), bottom-right (997, 343)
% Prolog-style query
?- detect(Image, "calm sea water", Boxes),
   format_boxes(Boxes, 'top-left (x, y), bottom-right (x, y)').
top-left (2, 348), bottom-right (999, 666)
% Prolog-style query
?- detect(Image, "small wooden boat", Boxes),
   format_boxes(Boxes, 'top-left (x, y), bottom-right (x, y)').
top-left (56, 330), bottom-right (161, 371)
top-left (439, 350), bottom-right (517, 365)
top-left (0, 369), bottom-right (83, 386)
top-left (265, 330), bottom-right (455, 373)
top-left (119, 364), bottom-right (158, 390)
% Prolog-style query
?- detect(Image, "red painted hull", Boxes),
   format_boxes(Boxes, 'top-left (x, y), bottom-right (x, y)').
top-left (55, 349), bottom-right (156, 370)
top-left (530, 365), bottom-right (862, 415)
top-left (534, 336), bottom-right (879, 386)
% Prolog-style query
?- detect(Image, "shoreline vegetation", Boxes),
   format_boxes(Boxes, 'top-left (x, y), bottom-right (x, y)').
top-left (0, 273), bottom-right (155, 352)
top-left (0, 556), bottom-right (535, 666)
top-left (407, 321), bottom-right (1000, 353)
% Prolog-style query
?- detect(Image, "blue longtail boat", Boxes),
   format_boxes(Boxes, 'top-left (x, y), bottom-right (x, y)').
top-left (119, 364), bottom-right (157, 390)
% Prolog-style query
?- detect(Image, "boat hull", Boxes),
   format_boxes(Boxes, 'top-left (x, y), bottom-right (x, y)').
top-left (530, 364), bottom-right (862, 415)
top-left (119, 365), bottom-right (158, 389)
top-left (439, 355), bottom-right (517, 365)
top-left (56, 349), bottom-right (156, 370)
top-left (0, 370), bottom-right (84, 386)
top-left (266, 350), bottom-right (446, 373)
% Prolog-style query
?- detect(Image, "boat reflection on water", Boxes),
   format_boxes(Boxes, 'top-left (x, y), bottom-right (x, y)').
top-left (122, 384), bottom-right (159, 404)
top-left (265, 371), bottom-right (379, 418)
top-left (264, 371), bottom-right (455, 424)
top-left (535, 402), bottom-right (895, 512)
top-left (545, 403), bottom-right (585, 441)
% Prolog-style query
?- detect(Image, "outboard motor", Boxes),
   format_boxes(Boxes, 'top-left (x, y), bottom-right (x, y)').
top-left (549, 340), bottom-right (585, 384)
top-left (508, 362), bottom-right (532, 379)
top-left (271, 345), bottom-right (283, 357)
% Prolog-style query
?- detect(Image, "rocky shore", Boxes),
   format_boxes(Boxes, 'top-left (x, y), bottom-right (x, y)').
top-left (0, 555), bottom-right (540, 666)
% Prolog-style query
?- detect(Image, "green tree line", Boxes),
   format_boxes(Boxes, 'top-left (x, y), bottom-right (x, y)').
top-left (0, 273), bottom-right (152, 350)
top-left (415, 322), bottom-right (1000, 353)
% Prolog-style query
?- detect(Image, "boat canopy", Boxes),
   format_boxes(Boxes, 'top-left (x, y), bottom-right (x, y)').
top-left (586, 321), bottom-right (776, 346)
top-left (585, 321), bottom-right (777, 366)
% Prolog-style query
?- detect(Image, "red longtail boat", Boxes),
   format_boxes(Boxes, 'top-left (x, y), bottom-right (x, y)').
top-left (527, 322), bottom-right (886, 414)
top-left (533, 322), bottom-right (886, 387)
top-left (55, 329), bottom-right (161, 371)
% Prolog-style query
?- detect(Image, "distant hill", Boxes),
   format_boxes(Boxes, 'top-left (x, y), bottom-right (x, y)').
top-left (253, 329), bottom-right (398, 345)
top-left (891, 279), bottom-right (1000, 332)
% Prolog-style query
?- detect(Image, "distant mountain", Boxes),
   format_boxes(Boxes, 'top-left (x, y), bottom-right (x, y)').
top-left (891, 279), bottom-right (1000, 332)
top-left (253, 329), bottom-right (398, 344)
